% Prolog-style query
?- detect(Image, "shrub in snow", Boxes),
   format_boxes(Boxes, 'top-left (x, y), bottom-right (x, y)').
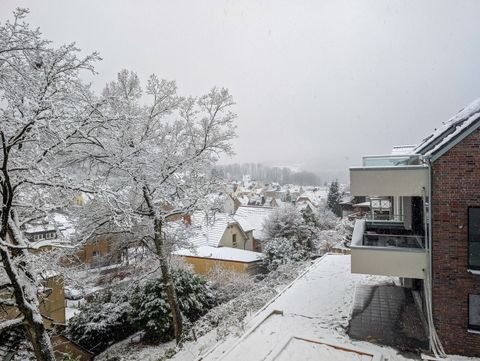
top-left (67, 290), bottom-right (134, 353)
top-left (315, 206), bottom-right (339, 230)
top-left (207, 267), bottom-right (256, 304)
top-left (311, 230), bottom-right (341, 254)
top-left (129, 268), bottom-right (216, 342)
top-left (262, 237), bottom-right (308, 270)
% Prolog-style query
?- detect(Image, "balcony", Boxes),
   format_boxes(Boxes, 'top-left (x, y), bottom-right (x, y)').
top-left (350, 155), bottom-right (428, 197)
top-left (351, 220), bottom-right (427, 279)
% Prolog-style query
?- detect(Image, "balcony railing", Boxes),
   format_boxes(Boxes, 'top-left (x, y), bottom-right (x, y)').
top-left (364, 214), bottom-right (404, 222)
top-left (362, 154), bottom-right (422, 167)
top-left (362, 233), bottom-right (424, 249)
top-left (350, 164), bottom-right (428, 197)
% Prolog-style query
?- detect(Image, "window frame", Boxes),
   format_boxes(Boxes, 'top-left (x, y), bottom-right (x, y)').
top-left (468, 293), bottom-right (480, 332)
top-left (468, 207), bottom-right (480, 271)
top-left (232, 234), bottom-right (237, 248)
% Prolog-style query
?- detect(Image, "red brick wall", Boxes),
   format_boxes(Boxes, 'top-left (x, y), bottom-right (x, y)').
top-left (431, 128), bottom-right (480, 357)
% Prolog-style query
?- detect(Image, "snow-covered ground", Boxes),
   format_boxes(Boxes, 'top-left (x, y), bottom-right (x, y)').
top-left (174, 254), bottom-right (476, 361)
top-left (96, 254), bottom-right (477, 361)
top-left (187, 254), bottom-right (402, 361)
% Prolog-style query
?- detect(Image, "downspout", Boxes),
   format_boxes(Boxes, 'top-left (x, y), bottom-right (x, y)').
top-left (424, 156), bottom-right (446, 358)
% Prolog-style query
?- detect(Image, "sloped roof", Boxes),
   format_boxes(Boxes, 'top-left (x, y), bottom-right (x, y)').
top-left (296, 189), bottom-right (326, 207)
top-left (413, 98), bottom-right (480, 158)
top-left (174, 245), bottom-right (264, 263)
top-left (233, 206), bottom-right (273, 241)
top-left (189, 212), bottom-right (237, 247)
top-left (23, 224), bottom-right (56, 233)
top-left (296, 200), bottom-right (315, 212)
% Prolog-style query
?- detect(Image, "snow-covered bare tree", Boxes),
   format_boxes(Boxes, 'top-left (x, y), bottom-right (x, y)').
top-left (0, 9), bottom-right (100, 360)
top-left (77, 70), bottom-right (236, 343)
top-left (263, 204), bottom-right (312, 244)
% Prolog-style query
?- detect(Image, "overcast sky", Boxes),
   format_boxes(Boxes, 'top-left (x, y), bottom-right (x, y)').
top-left (2, 0), bottom-right (480, 182)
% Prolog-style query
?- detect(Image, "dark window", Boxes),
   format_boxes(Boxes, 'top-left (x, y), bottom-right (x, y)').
top-left (469, 208), bottom-right (480, 270)
top-left (232, 234), bottom-right (237, 248)
top-left (469, 294), bottom-right (480, 331)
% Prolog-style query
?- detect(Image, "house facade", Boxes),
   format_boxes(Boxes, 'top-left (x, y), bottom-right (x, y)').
top-left (349, 98), bottom-right (480, 357)
top-left (233, 206), bottom-right (274, 252)
top-left (0, 273), bottom-right (66, 329)
top-left (77, 235), bottom-right (123, 268)
top-left (174, 246), bottom-right (263, 275)
top-left (173, 212), bottom-right (263, 275)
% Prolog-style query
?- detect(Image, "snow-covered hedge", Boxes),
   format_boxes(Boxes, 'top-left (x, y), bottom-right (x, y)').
top-left (129, 268), bottom-right (216, 342)
top-left (67, 268), bottom-right (216, 350)
top-left (67, 290), bottom-right (133, 353)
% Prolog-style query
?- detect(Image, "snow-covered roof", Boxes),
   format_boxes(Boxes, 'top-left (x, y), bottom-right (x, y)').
top-left (296, 200), bottom-right (315, 212)
top-left (24, 224), bottom-right (56, 233)
top-left (189, 212), bottom-right (238, 247)
top-left (28, 239), bottom-right (75, 250)
top-left (174, 245), bottom-right (264, 263)
top-left (237, 195), bottom-right (249, 206)
top-left (53, 213), bottom-right (76, 239)
top-left (233, 206), bottom-right (273, 241)
top-left (414, 98), bottom-right (480, 158)
top-left (391, 145), bottom-right (416, 155)
top-left (353, 201), bottom-right (371, 208)
top-left (296, 189), bottom-right (326, 207)
top-left (23, 212), bottom-right (75, 240)
top-left (273, 198), bottom-right (285, 207)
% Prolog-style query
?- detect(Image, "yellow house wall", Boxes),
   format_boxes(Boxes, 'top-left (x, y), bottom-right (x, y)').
top-left (179, 256), bottom-right (261, 276)
top-left (0, 275), bottom-right (65, 329)
top-left (39, 275), bottom-right (66, 326)
top-left (77, 237), bottom-right (122, 266)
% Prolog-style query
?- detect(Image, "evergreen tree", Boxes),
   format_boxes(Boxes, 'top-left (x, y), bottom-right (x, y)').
top-left (327, 180), bottom-right (343, 216)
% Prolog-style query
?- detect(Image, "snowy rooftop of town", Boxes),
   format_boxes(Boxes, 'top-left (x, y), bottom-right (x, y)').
top-left (173, 245), bottom-right (264, 263)
top-left (23, 212), bottom-right (76, 240)
top-left (233, 206), bottom-right (273, 240)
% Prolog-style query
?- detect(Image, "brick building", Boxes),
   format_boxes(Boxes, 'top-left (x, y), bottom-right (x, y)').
top-left (349, 98), bottom-right (480, 357)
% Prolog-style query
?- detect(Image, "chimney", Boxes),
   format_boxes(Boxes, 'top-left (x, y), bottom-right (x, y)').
top-left (183, 214), bottom-right (192, 226)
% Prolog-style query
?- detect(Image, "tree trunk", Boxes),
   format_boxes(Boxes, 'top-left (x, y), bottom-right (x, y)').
top-left (0, 247), bottom-right (56, 361)
top-left (153, 217), bottom-right (183, 343)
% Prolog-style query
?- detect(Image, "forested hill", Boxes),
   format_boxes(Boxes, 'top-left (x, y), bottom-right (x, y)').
top-left (214, 163), bottom-right (322, 186)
